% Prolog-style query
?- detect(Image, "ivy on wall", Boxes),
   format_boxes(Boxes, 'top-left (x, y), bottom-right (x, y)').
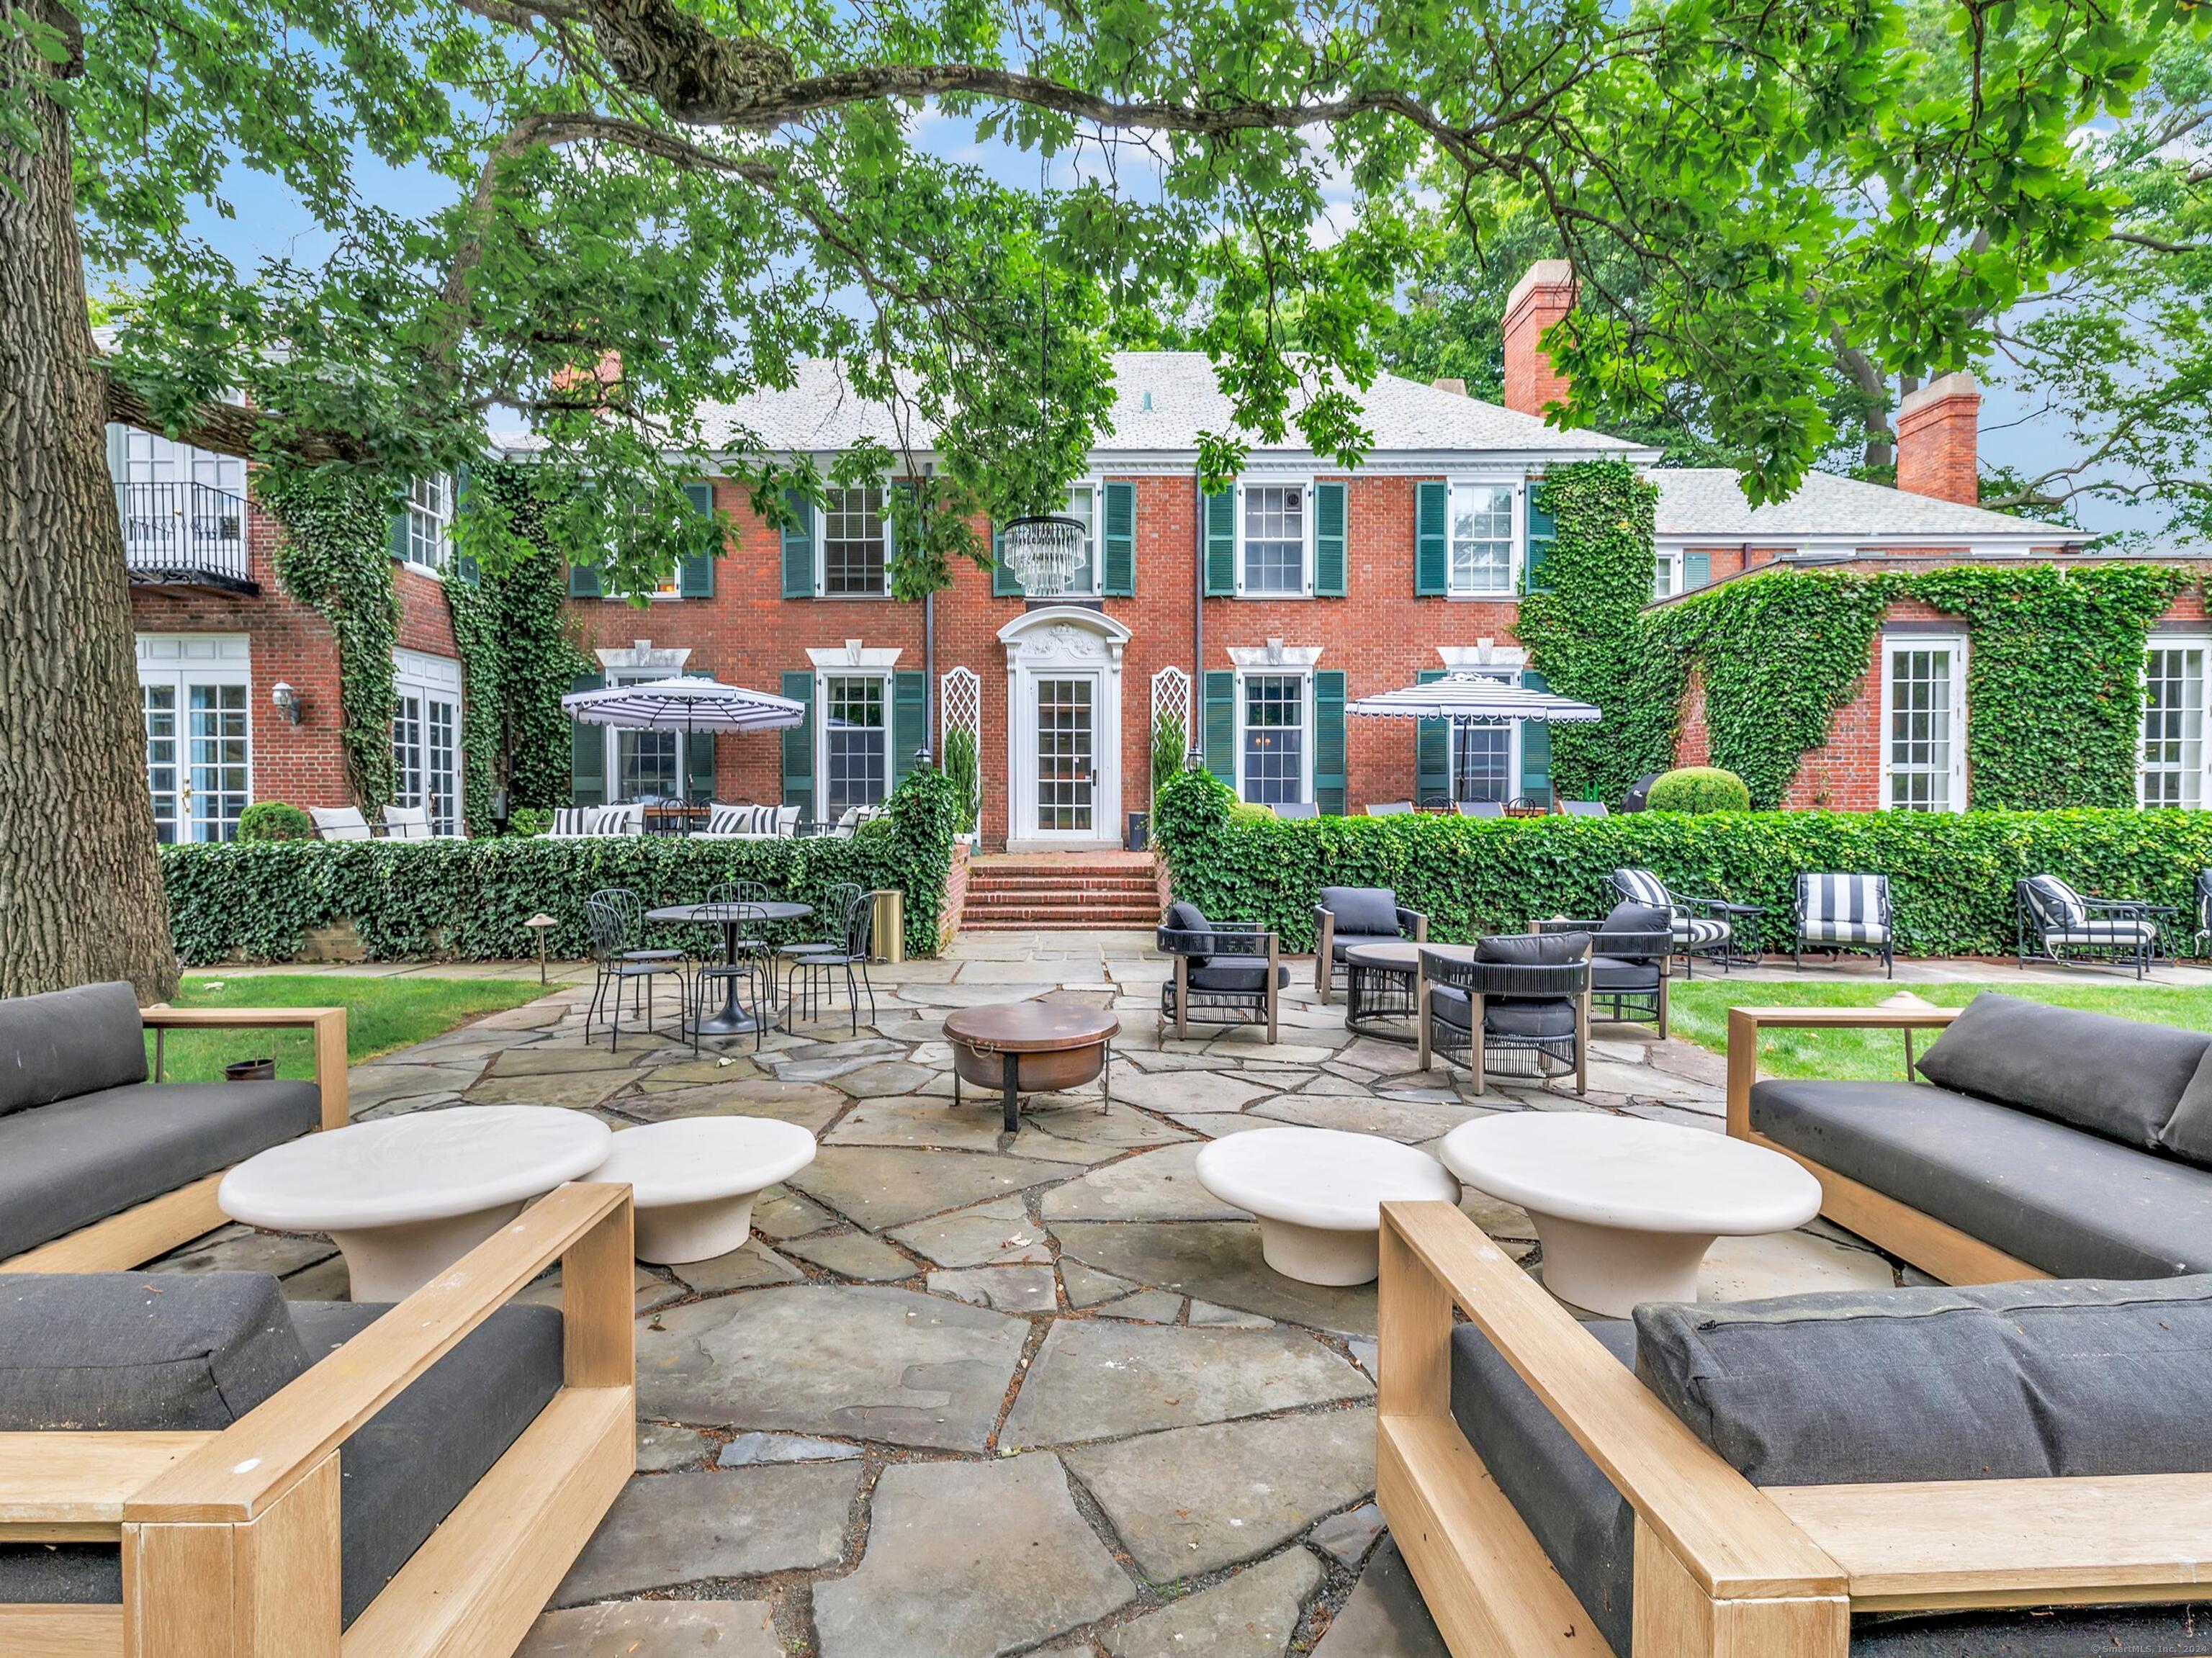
top-left (445, 467), bottom-right (595, 831)
top-left (260, 469), bottom-right (401, 813)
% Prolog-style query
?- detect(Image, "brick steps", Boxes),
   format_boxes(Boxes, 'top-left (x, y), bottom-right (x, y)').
top-left (961, 852), bottom-right (1162, 932)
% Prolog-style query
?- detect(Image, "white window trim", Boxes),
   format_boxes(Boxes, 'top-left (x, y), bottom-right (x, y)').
top-left (817, 479), bottom-right (896, 599)
top-left (816, 667), bottom-right (895, 814)
top-left (2140, 636), bottom-right (2211, 809)
top-left (1445, 479), bottom-right (1524, 600)
top-left (1061, 480), bottom-right (1102, 595)
top-left (1233, 478), bottom-right (1315, 600)
top-left (1653, 549), bottom-right (1683, 600)
top-left (402, 474), bottom-right (454, 575)
top-left (1879, 632), bottom-right (1969, 814)
top-left (1452, 715), bottom-right (1522, 805)
top-left (1232, 666), bottom-right (1316, 806)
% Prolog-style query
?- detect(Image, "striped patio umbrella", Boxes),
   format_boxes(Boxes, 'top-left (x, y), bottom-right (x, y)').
top-left (559, 677), bottom-right (809, 806)
top-left (1346, 671), bottom-right (1602, 724)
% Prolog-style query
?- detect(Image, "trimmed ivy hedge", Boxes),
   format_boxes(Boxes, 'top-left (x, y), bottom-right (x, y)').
top-left (165, 771), bottom-right (965, 965)
top-left (1154, 772), bottom-right (2212, 958)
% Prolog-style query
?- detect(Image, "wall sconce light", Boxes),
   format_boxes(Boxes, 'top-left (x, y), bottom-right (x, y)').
top-left (271, 682), bottom-right (304, 725)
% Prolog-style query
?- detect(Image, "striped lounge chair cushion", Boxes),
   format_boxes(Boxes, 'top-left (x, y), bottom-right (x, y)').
top-left (1676, 917), bottom-right (1732, 948)
top-left (1798, 874), bottom-right (1890, 945)
top-left (1612, 869), bottom-right (1672, 910)
top-left (706, 803), bottom-right (771, 835)
top-left (549, 807), bottom-right (593, 837)
top-left (2050, 921), bottom-right (2159, 946)
top-left (2023, 874), bottom-right (2089, 931)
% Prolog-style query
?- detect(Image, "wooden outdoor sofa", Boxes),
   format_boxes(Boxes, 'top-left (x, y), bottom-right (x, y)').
top-left (0, 1181), bottom-right (634, 1658)
top-left (1377, 1199), bottom-right (2212, 1658)
top-left (0, 983), bottom-right (348, 1275)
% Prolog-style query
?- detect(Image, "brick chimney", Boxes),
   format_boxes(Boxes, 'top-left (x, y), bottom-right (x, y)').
top-left (1894, 371), bottom-right (1982, 505)
top-left (1501, 261), bottom-right (1577, 417)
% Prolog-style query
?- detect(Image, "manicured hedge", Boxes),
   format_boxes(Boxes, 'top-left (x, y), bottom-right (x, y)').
top-left (1153, 772), bottom-right (2212, 958)
top-left (165, 771), bottom-right (964, 965)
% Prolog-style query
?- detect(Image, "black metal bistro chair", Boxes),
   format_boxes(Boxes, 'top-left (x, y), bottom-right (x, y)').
top-left (1535, 905), bottom-right (1672, 1035)
top-left (1313, 886), bottom-right (1428, 1005)
top-left (1156, 900), bottom-right (1285, 1043)
top-left (584, 887), bottom-right (691, 1052)
top-left (784, 888), bottom-right (878, 1035)
top-left (1419, 932), bottom-right (1592, 1095)
top-left (2016, 874), bottom-right (2170, 979)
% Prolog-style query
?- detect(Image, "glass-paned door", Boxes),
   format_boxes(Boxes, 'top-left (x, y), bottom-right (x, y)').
top-left (426, 699), bottom-right (459, 833)
top-left (143, 685), bottom-right (181, 843)
top-left (392, 693), bottom-right (425, 814)
top-left (1884, 640), bottom-right (1964, 812)
top-left (1035, 676), bottom-right (1096, 832)
top-left (2141, 645), bottom-right (2206, 808)
top-left (1241, 673), bottom-right (1307, 806)
top-left (186, 683), bottom-right (251, 839)
top-left (824, 675), bottom-right (889, 813)
top-left (1452, 724), bottom-right (1514, 803)
top-left (393, 652), bottom-right (464, 831)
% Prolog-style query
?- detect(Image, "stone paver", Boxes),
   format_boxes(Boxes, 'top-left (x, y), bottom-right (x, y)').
top-left (782, 1229), bottom-right (918, 1281)
top-left (636, 1421), bottom-right (714, 1472)
top-left (719, 1431), bottom-right (864, 1466)
top-left (1049, 1221), bottom-right (1379, 1336)
top-left (1309, 1502), bottom-right (1385, 1567)
top-left (811, 1456), bottom-right (1136, 1658)
top-left (1102, 1549), bottom-right (1321, 1658)
top-left (1003, 1323), bottom-right (1371, 1449)
top-left (789, 1145), bottom-right (1072, 1228)
top-left (1040, 1143), bottom-right (1247, 1222)
top-left (553, 1465), bottom-right (858, 1602)
top-left (930, 1263), bottom-right (1058, 1312)
top-left (521, 1600), bottom-right (782, 1657)
top-left (638, 1284), bottom-right (1029, 1452)
top-left (1310, 1539), bottom-right (1448, 1658)
top-left (889, 1195), bottom-right (1051, 1267)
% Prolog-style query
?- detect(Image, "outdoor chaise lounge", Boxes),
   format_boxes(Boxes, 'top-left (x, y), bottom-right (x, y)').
top-left (307, 805), bottom-right (373, 841)
top-left (1377, 1199), bottom-right (2212, 1658)
top-left (0, 1182), bottom-right (633, 1657)
top-left (1313, 886), bottom-right (1429, 1004)
top-left (0, 982), bottom-right (346, 1272)
top-left (1158, 901), bottom-right (1285, 1042)
top-left (697, 802), bottom-right (803, 838)
top-left (550, 804), bottom-right (645, 837)
top-left (380, 803), bottom-right (460, 839)
top-left (1727, 992), bottom-right (2212, 1284)
top-left (2015, 872), bottom-right (2168, 977)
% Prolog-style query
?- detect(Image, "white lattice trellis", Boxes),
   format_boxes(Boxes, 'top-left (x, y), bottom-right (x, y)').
top-left (940, 667), bottom-right (984, 824)
top-left (1149, 665), bottom-right (1192, 807)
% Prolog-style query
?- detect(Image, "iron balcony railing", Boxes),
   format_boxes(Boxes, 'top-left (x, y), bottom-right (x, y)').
top-left (115, 482), bottom-right (252, 587)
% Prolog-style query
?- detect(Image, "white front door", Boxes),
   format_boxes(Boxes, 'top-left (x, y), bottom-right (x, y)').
top-left (1031, 672), bottom-right (1100, 839)
top-left (1000, 608), bottom-right (1130, 850)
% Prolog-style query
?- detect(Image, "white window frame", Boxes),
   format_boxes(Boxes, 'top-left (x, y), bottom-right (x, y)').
top-left (1234, 479), bottom-right (1313, 599)
top-left (1653, 549), bottom-right (1682, 600)
top-left (1233, 667), bottom-right (1314, 806)
top-left (1879, 632), bottom-right (1969, 814)
top-left (403, 474), bottom-right (453, 574)
top-left (2141, 637), bottom-right (2211, 809)
top-left (1058, 481), bottom-right (1101, 595)
top-left (392, 649), bottom-right (464, 834)
top-left (817, 481), bottom-right (894, 599)
top-left (1446, 479), bottom-right (1521, 598)
top-left (603, 667), bottom-right (686, 802)
top-left (817, 669), bottom-right (894, 814)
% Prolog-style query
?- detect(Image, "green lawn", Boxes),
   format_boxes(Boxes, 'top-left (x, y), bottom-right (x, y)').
top-left (1668, 980), bottom-right (2212, 1083)
top-left (148, 974), bottom-right (548, 1083)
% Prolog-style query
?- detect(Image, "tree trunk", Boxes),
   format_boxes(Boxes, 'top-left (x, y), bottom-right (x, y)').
top-left (0, 18), bottom-right (180, 1001)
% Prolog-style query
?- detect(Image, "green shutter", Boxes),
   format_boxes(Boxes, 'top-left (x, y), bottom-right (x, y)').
top-left (678, 481), bottom-right (716, 598)
top-left (892, 670), bottom-right (927, 785)
top-left (992, 523), bottom-right (1022, 597)
top-left (681, 667), bottom-right (716, 800)
top-left (781, 490), bottom-right (814, 598)
top-left (388, 491), bottom-right (410, 562)
top-left (567, 561), bottom-right (602, 598)
top-left (1203, 485), bottom-right (1237, 597)
top-left (781, 670), bottom-right (815, 818)
top-left (1684, 551), bottom-right (1712, 591)
top-left (1416, 667), bottom-right (1449, 805)
top-left (1415, 480), bottom-right (1448, 596)
top-left (1204, 670), bottom-right (1237, 786)
top-left (1313, 670), bottom-right (1346, 815)
top-left (1526, 490), bottom-right (1555, 595)
top-left (1313, 480), bottom-right (1347, 598)
top-left (1102, 482), bottom-right (1136, 597)
top-left (570, 671), bottom-right (606, 805)
top-left (1519, 668), bottom-right (1552, 802)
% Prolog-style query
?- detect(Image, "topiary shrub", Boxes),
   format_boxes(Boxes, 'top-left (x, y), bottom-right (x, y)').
top-left (236, 802), bottom-right (315, 842)
top-left (1645, 767), bottom-right (1752, 814)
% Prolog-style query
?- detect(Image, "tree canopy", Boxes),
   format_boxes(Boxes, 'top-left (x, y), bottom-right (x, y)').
top-left (13, 0), bottom-right (2206, 595)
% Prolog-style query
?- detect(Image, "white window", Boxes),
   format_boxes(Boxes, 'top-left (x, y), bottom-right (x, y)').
top-left (111, 428), bottom-right (247, 579)
top-left (392, 650), bottom-right (463, 834)
top-left (603, 668), bottom-right (683, 801)
top-left (1449, 483), bottom-right (1517, 595)
top-left (1238, 672), bottom-right (1310, 805)
top-left (403, 474), bottom-right (452, 572)
top-left (1653, 551), bottom-right (1680, 600)
top-left (821, 485), bottom-right (891, 597)
top-left (2141, 642), bottom-right (2208, 808)
top-left (1059, 484), bottom-right (1098, 594)
top-left (1239, 484), bottom-right (1308, 596)
top-left (822, 674), bottom-right (891, 811)
top-left (135, 634), bottom-right (251, 842)
top-left (1881, 635), bottom-right (1967, 812)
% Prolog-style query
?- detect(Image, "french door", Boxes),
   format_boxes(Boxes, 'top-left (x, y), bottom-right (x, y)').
top-left (393, 651), bottom-right (464, 834)
top-left (140, 675), bottom-right (251, 842)
top-left (1033, 674), bottom-right (1098, 836)
top-left (1881, 636), bottom-right (1967, 812)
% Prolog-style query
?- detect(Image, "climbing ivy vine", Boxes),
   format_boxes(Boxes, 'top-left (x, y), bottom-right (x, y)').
top-left (260, 470), bottom-right (400, 813)
top-left (445, 466), bottom-right (595, 832)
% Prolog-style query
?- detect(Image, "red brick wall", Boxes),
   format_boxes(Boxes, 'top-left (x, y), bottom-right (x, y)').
top-left (1501, 263), bottom-right (1576, 418)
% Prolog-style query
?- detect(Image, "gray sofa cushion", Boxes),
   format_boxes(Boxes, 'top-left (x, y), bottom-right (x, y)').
top-left (1330, 933), bottom-right (1399, 963)
top-left (1189, 957), bottom-right (1289, 994)
top-left (0, 981), bottom-right (147, 1118)
top-left (1750, 1078), bottom-right (2212, 1279)
top-left (1487, 1000), bottom-right (1578, 1040)
top-left (1597, 902), bottom-right (1672, 965)
top-left (1477, 932), bottom-right (1587, 967)
top-left (1320, 886), bottom-right (1400, 938)
top-left (1636, 1275), bottom-right (2212, 1487)
top-left (2157, 1046), bottom-right (2212, 1167)
top-left (1591, 958), bottom-right (1661, 993)
top-left (0, 1080), bottom-right (322, 1261)
top-left (1914, 991), bottom-right (2207, 1151)
top-left (0, 1272), bottom-right (306, 1429)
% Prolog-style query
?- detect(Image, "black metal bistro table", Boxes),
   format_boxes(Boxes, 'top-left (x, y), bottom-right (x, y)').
top-left (647, 901), bottom-right (812, 1037)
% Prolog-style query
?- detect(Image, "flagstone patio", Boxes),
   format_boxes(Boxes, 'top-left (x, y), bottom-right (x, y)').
top-left (156, 932), bottom-right (1972, 1657)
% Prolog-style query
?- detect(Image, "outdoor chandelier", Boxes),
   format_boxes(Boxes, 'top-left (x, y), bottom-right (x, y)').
top-left (999, 513), bottom-right (1089, 598)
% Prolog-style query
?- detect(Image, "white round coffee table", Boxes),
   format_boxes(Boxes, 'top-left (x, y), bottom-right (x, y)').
top-left (217, 1106), bottom-right (613, 1301)
top-left (587, 1117), bottom-right (818, 1264)
top-left (1439, 1114), bottom-right (1822, 1317)
top-left (1194, 1126), bottom-right (1460, 1286)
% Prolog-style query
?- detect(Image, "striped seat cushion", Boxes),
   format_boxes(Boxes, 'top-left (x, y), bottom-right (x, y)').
top-left (549, 808), bottom-right (592, 837)
top-left (2050, 922), bottom-right (2159, 946)
top-left (1798, 873), bottom-right (1890, 944)
top-left (1676, 917), bottom-right (1732, 948)
top-left (706, 803), bottom-right (770, 835)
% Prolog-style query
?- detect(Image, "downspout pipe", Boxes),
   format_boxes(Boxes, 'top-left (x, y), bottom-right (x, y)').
top-left (1190, 474), bottom-right (1206, 772)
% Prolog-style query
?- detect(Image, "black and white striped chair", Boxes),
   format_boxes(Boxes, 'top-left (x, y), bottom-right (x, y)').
top-left (2016, 874), bottom-right (2168, 979)
top-left (1792, 873), bottom-right (1894, 977)
top-left (1610, 868), bottom-right (1735, 978)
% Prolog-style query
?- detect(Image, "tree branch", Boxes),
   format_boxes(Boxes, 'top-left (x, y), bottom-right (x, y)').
top-left (101, 373), bottom-right (377, 464)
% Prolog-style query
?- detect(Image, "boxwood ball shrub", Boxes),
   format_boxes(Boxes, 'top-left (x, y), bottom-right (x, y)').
top-left (166, 769), bottom-right (966, 965)
top-left (236, 802), bottom-right (315, 842)
top-left (1151, 771), bottom-right (2212, 958)
top-left (1646, 767), bottom-right (1753, 814)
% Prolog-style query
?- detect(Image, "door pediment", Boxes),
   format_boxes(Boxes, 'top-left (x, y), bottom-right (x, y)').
top-left (998, 606), bottom-right (1132, 668)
